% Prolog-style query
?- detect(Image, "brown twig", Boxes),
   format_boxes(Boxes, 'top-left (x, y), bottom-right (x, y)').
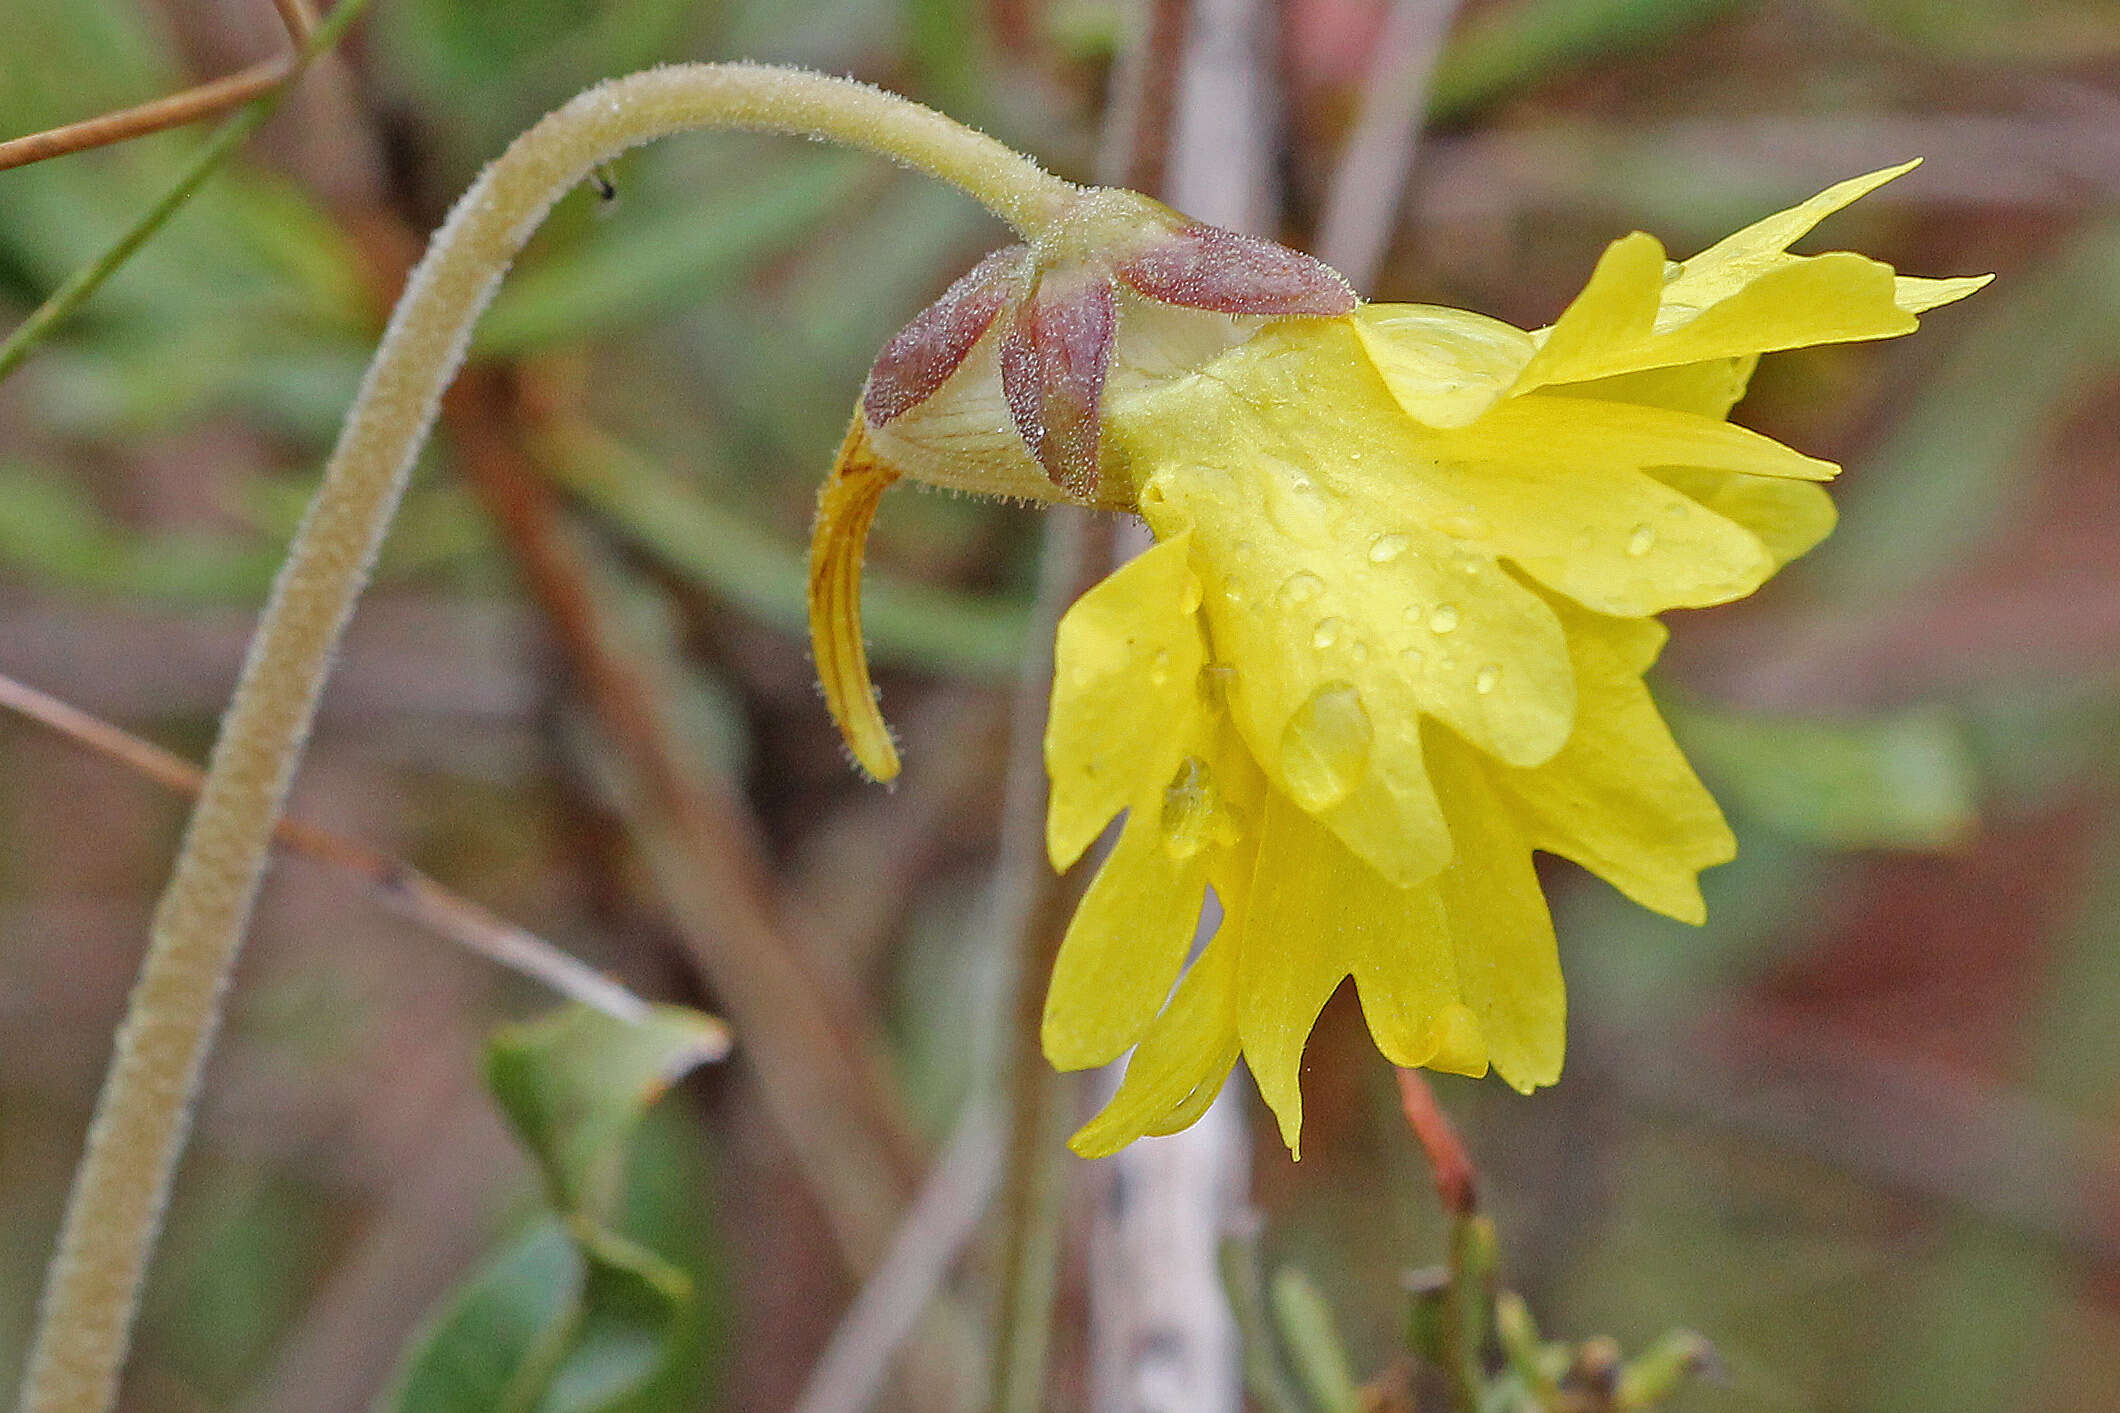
top-left (445, 367), bottom-right (926, 1275)
top-left (0, 670), bottom-right (655, 1023)
top-left (0, 57), bottom-right (294, 173)
top-left (269, 0), bottom-right (320, 43)
top-left (1396, 1069), bottom-right (1479, 1218)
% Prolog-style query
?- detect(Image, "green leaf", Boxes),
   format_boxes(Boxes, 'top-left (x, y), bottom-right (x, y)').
top-left (1269, 1268), bottom-right (1361, 1413)
top-left (380, 1221), bottom-right (580, 1413)
top-left (1672, 702), bottom-right (1978, 851)
top-left (485, 1003), bottom-right (730, 1219)
top-left (382, 1005), bottom-right (729, 1413)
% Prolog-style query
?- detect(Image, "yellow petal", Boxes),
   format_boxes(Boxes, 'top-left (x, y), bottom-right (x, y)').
top-left (808, 418), bottom-right (903, 781)
top-left (1352, 303), bottom-right (1537, 429)
top-left (1895, 273), bottom-right (1992, 314)
top-left (1424, 730), bottom-right (1566, 1092)
top-left (1067, 927), bottom-right (1243, 1158)
top-left (1668, 161), bottom-right (1922, 307)
top-left (1552, 353), bottom-right (1759, 421)
top-left (1487, 601), bottom-right (1735, 923)
top-left (1628, 252), bottom-right (1917, 371)
top-left (1145, 460), bottom-right (1570, 875)
top-left (1430, 399), bottom-right (1792, 616)
top-left (1116, 320), bottom-right (1579, 873)
top-left (1237, 792), bottom-right (1471, 1153)
top-left (1557, 359), bottom-right (1838, 571)
top-left (1651, 467), bottom-right (1838, 568)
top-left (1042, 776), bottom-right (1213, 1070)
top-left (1513, 165), bottom-right (1983, 392)
top-left (1514, 231), bottom-right (1667, 391)
top-left (1045, 532), bottom-right (1208, 869)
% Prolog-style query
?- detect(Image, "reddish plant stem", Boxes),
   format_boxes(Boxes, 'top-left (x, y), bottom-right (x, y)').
top-left (1396, 1068), bottom-right (1479, 1218)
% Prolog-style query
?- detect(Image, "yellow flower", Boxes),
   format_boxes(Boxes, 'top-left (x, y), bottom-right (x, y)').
top-left (808, 163), bottom-right (1987, 1156)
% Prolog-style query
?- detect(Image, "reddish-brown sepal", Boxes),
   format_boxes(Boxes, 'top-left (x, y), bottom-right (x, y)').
top-left (999, 273), bottom-right (1117, 501)
top-left (863, 244), bottom-right (1032, 426)
top-left (1115, 223), bottom-right (1356, 317)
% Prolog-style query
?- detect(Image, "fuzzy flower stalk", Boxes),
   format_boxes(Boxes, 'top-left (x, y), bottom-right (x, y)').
top-left (809, 161), bottom-right (1987, 1157)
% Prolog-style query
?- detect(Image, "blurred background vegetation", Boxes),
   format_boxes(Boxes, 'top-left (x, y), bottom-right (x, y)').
top-left (1, 0), bottom-right (2116, 1409)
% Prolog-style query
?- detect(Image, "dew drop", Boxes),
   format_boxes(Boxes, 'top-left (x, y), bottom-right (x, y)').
top-left (1626, 524), bottom-right (1657, 557)
top-left (1435, 511), bottom-right (1492, 541)
top-left (1279, 683), bottom-right (1372, 812)
top-left (1428, 604), bottom-right (1460, 634)
top-left (1160, 757), bottom-right (1217, 860)
top-left (1474, 663), bottom-right (1502, 695)
top-left (1399, 648), bottom-right (1425, 674)
top-left (1277, 571), bottom-right (1325, 608)
top-left (1368, 532), bottom-right (1411, 564)
top-left (1403, 603), bottom-right (1425, 625)
top-left (1349, 640), bottom-right (1370, 665)
top-left (1311, 617), bottom-right (1344, 650)
top-left (1148, 647), bottom-right (1173, 686)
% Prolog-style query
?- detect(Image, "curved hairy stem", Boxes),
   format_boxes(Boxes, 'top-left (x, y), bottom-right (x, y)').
top-left (18, 64), bottom-right (1073, 1413)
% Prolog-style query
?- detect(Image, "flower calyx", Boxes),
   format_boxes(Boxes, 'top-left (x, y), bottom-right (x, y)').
top-left (812, 190), bottom-right (1354, 783)
top-left (858, 187), bottom-right (1356, 509)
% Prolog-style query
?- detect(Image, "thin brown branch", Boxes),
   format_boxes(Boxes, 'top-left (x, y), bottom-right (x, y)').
top-left (1396, 1069), bottom-right (1479, 1218)
top-left (0, 57), bottom-right (292, 174)
top-left (270, 0), bottom-right (320, 44)
top-left (0, 670), bottom-right (655, 1022)
top-left (793, 1097), bottom-right (1005, 1413)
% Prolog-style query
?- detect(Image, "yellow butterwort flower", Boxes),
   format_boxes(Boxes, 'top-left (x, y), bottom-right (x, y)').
top-left (808, 162), bottom-right (1987, 1156)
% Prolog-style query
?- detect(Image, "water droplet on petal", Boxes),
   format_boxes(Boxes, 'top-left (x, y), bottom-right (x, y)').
top-left (1626, 524), bottom-right (1656, 557)
top-left (1399, 648), bottom-right (1425, 674)
top-left (1160, 756), bottom-right (1217, 859)
top-left (1368, 532), bottom-right (1411, 564)
top-left (1403, 603), bottom-right (1425, 625)
top-left (1280, 683), bottom-right (1372, 812)
top-left (1149, 647), bottom-right (1173, 686)
top-left (1435, 512), bottom-right (1492, 541)
top-left (1428, 604), bottom-right (1460, 634)
top-left (1311, 617), bottom-right (1343, 649)
top-left (1278, 571), bottom-right (1325, 608)
top-left (1349, 640), bottom-right (1370, 664)
top-left (1474, 663), bottom-right (1502, 695)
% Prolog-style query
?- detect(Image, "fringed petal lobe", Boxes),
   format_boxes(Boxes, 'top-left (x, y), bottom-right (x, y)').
top-left (1068, 928), bottom-right (1244, 1158)
top-left (1042, 796), bottom-right (1211, 1068)
top-left (1487, 602), bottom-right (1735, 923)
top-left (1045, 532), bottom-right (1207, 869)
